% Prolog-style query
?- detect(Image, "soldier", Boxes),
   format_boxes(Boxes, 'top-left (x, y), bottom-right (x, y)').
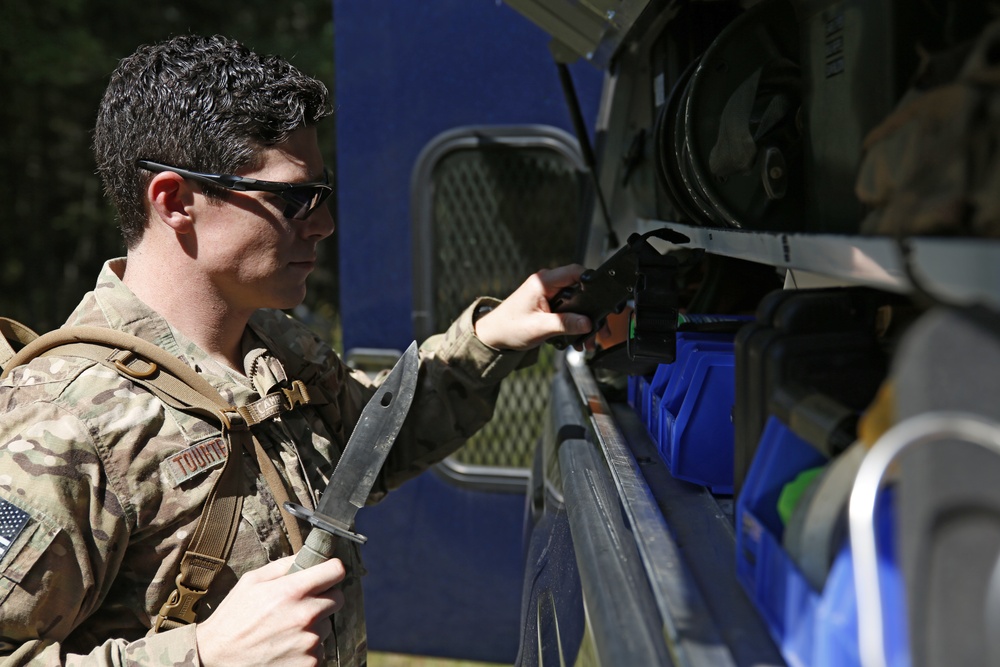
top-left (0, 34), bottom-right (591, 666)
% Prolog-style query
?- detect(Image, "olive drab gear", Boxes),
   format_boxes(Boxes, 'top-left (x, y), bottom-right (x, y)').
top-left (0, 319), bottom-right (312, 632)
top-left (856, 19), bottom-right (1000, 237)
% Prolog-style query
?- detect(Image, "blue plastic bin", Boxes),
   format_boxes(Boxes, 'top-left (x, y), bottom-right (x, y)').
top-left (642, 332), bottom-right (735, 492)
top-left (634, 373), bottom-right (659, 424)
top-left (642, 332), bottom-right (735, 436)
top-left (736, 417), bottom-right (909, 667)
top-left (656, 340), bottom-right (732, 423)
top-left (644, 362), bottom-right (675, 437)
top-left (659, 350), bottom-right (736, 493)
top-left (628, 373), bottom-right (652, 413)
top-left (736, 418), bottom-right (830, 666)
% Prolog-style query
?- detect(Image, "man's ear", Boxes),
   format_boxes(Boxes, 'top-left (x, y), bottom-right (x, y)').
top-left (147, 171), bottom-right (196, 235)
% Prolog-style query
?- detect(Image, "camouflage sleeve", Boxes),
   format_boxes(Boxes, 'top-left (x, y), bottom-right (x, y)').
top-left (2, 625), bottom-right (200, 666)
top-left (252, 299), bottom-right (536, 500)
top-left (364, 298), bottom-right (537, 497)
top-left (0, 389), bottom-right (201, 666)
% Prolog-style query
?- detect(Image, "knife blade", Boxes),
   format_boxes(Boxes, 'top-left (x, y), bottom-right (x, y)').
top-left (285, 341), bottom-right (419, 573)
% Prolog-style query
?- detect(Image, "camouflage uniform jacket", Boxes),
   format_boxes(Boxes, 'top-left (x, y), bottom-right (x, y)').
top-left (0, 259), bottom-right (528, 666)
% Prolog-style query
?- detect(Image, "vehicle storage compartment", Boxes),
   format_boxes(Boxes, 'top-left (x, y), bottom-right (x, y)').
top-left (500, 2), bottom-right (1000, 665)
top-left (644, 330), bottom-right (737, 492)
top-left (580, 231), bottom-right (1000, 666)
top-left (734, 416), bottom-right (908, 667)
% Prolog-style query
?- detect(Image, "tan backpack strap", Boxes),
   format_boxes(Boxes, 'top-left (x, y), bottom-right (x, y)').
top-left (5, 325), bottom-right (319, 425)
top-left (244, 432), bottom-right (306, 550)
top-left (10, 333), bottom-right (247, 632)
top-left (2, 326), bottom-right (228, 405)
top-left (152, 421), bottom-right (248, 632)
top-left (24, 331), bottom-right (307, 547)
top-left (81, 344), bottom-right (306, 552)
top-left (51, 342), bottom-right (228, 419)
top-left (151, 427), bottom-right (305, 631)
top-left (0, 317), bottom-right (39, 372)
top-left (4, 326), bottom-right (311, 629)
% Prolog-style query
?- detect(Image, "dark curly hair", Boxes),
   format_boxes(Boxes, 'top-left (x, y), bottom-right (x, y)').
top-left (93, 34), bottom-right (332, 248)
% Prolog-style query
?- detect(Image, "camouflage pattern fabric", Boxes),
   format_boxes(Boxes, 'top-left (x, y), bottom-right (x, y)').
top-left (0, 258), bottom-right (528, 666)
top-left (856, 20), bottom-right (1000, 237)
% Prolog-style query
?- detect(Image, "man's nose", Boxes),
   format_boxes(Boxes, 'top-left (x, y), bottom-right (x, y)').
top-left (304, 204), bottom-right (335, 241)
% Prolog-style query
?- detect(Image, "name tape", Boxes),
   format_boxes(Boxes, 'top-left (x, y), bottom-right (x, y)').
top-left (163, 438), bottom-right (228, 487)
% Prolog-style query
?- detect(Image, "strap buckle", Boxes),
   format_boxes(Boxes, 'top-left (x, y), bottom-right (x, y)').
top-left (233, 380), bottom-right (312, 427)
top-left (153, 574), bottom-right (208, 631)
top-left (111, 350), bottom-right (159, 379)
top-left (281, 379), bottom-right (311, 410)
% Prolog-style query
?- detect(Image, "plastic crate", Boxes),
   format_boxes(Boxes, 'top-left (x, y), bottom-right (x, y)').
top-left (643, 332), bottom-right (735, 436)
top-left (736, 417), bottom-right (908, 667)
top-left (657, 348), bottom-right (736, 492)
top-left (627, 373), bottom-right (649, 412)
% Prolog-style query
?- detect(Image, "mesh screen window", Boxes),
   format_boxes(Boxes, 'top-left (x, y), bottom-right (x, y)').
top-left (414, 130), bottom-right (584, 471)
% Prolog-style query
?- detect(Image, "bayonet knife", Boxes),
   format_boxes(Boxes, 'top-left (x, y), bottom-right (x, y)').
top-left (285, 341), bottom-right (419, 573)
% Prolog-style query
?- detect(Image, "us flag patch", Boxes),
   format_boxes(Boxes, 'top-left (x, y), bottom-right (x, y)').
top-left (0, 499), bottom-right (30, 562)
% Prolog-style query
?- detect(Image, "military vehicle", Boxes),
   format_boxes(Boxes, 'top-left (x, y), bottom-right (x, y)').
top-left (335, 2), bottom-right (1000, 665)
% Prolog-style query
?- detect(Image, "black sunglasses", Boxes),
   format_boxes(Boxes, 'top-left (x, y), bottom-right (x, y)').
top-left (137, 159), bottom-right (332, 221)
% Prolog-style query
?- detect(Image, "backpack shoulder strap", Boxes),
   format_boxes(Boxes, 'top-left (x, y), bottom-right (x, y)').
top-left (2, 325), bottom-right (227, 408)
top-left (0, 325), bottom-right (289, 631)
top-left (0, 317), bottom-right (39, 373)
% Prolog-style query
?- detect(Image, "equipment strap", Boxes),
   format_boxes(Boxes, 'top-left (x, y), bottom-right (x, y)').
top-left (1, 325), bottom-right (309, 631)
top-left (0, 317), bottom-right (39, 372)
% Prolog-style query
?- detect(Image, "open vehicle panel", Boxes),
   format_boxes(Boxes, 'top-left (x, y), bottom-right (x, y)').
top-left (335, 2), bottom-right (1000, 665)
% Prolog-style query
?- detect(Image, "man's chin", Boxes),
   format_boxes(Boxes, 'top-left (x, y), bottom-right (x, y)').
top-left (262, 289), bottom-right (308, 313)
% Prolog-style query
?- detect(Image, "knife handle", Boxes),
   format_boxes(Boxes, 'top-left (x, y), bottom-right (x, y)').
top-left (287, 527), bottom-right (337, 574)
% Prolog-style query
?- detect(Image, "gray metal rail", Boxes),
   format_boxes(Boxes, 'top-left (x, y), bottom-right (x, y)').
top-left (563, 352), bottom-right (785, 667)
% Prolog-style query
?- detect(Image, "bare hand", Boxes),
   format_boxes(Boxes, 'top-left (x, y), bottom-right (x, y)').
top-left (195, 555), bottom-right (346, 667)
top-left (474, 264), bottom-right (593, 351)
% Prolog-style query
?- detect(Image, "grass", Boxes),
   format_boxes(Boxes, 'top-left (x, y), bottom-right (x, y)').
top-left (369, 653), bottom-right (507, 667)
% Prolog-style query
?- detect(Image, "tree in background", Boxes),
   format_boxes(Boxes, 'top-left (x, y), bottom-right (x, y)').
top-left (0, 0), bottom-right (339, 343)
